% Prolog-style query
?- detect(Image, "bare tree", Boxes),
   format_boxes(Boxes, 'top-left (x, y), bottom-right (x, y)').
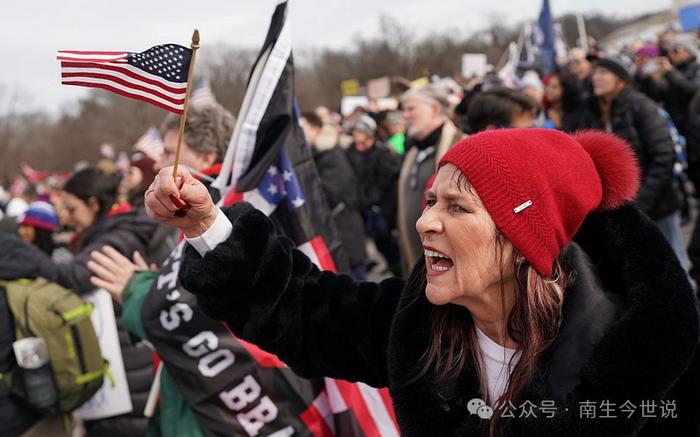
top-left (0, 11), bottom-right (634, 178)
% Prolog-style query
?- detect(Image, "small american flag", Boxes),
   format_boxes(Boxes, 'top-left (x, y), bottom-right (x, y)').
top-left (189, 75), bottom-right (218, 109)
top-left (133, 127), bottom-right (165, 161)
top-left (58, 44), bottom-right (192, 114)
top-left (214, 3), bottom-right (400, 435)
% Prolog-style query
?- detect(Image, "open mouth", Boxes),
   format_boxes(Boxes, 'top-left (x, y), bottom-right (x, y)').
top-left (424, 248), bottom-right (454, 273)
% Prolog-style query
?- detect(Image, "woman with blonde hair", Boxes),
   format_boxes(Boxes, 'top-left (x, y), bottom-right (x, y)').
top-left (146, 128), bottom-right (699, 436)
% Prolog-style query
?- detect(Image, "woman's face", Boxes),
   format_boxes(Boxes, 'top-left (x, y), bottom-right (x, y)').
top-left (125, 166), bottom-right (144, 193)
top-left (545, 77), bottom-right (562, 104)
top-left (17, 224), bottom-right (35, 244)
top-left (62, 192), bottom-right (98, 233)
top-left (592, 67), bottom-right (625, 98)
top-left (416, 164), bottom-right (514, 307)
top-left (155, 129), bottom-right (216, 172)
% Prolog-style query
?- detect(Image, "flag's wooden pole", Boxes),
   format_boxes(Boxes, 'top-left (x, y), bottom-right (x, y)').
top-left (143, 362), bottom-right (163, 417)
top-left (171, 29), bottom-right (200, 179)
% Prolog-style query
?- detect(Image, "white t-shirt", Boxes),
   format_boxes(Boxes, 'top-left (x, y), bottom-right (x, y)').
top-left (475, 326), bottom-right (521, 407)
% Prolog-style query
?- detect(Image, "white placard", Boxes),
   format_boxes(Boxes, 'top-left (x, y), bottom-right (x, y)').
top-left (375, 97), bottom-right (398, 111)
top-left (76, 289), bottom-right (133, 420)
top-left (340, 96), bottom-right (369, 116)
top-left (461, 53), bottom-right (488, 78)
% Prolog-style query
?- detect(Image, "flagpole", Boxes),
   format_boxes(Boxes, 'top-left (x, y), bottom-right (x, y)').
top-left (576, 12), bottom-right (588, 51)
top-left (172, 29), bottom-right (200, 179)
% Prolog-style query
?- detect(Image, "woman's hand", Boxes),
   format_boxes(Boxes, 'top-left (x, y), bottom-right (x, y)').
top-left (88, 246), bottom-right (154, 304)
top-left (145, 166), bottom-right (218, 237)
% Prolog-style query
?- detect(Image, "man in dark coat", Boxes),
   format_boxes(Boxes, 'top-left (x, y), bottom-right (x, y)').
top-left (659, 34), bottom-right (700, 139)
top-left (565, 47), bottom-right (595, 102)
top-left (345, 114), bottom-right (402, 276)
top-left (660, 34), bottom-right (700, 198)
top-left (397, 85), bottom-right (464, 276)
top-left (301, 112), bottom-right (368, 280)
top-left (565, 54), bottom-right (686, 268)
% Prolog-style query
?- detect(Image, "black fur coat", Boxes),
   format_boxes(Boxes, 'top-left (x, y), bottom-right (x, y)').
top-left (179, 202), bottom-right (700, 436)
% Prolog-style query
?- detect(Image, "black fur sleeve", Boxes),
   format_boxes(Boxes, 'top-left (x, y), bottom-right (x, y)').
top-left (179, 202), bottom-right (405, 387)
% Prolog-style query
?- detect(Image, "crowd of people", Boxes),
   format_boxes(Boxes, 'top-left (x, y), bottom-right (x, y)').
top-left (1, 27), bottom-right (700, 437)
top-left (302, 29), bottom-right (700, 286)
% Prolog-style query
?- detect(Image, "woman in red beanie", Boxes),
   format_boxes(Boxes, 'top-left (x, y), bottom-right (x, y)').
top-left (145, 128), bottom-right (699, 436)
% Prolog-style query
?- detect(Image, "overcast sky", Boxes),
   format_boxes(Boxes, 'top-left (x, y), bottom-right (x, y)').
top-left (1, 0), bottom-right (671, 114)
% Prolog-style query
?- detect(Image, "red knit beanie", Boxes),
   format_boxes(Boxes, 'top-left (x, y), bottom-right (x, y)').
top-left (439, 128), bottom-right (640, 276)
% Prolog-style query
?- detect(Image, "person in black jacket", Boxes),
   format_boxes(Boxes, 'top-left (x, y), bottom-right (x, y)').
top-left (683, 91), bottom-right (700, 291)
top-left (565, 54), bottom-right (687, 268)
top-left (659, 34), bottom-right (700, 140)
top-left (661, 34), bottom-right (700, 197)
top-left (345, 114), bottom-right (402, 276)
top-left (0, 233), bottom-right (62, 436)
top-left (301, 112), bottom-right (368, 280)
top-left (43, 168), bottom-right (158, 294)
top-left (145, 128), bottom-right (699, 436)
top-left (85, 103), bottom-right (241, 436)
top-left (565, 48), bottom-right (595, 102)
top-left (5, 168), bottom-right (156, 437)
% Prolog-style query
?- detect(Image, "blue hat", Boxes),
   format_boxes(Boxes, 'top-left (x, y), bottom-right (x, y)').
top-left (17, 201), bottom-right (58, 232)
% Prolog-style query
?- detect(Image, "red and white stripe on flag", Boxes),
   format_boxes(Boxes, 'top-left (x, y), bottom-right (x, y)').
top-left (324, 379), bottom-right (400, 437)
top-left (57, 49), bottom-right (187, 114)
top-left (298, 237), bottom-right (337, 273)
top-left (213, 2), bottom-right (398, 431)
top-left (220, 184), bottom-right (399, 435)
top-left (20, 163), bottom-right (50, 183)
top-left (300, 381), bottom-right (400, 437)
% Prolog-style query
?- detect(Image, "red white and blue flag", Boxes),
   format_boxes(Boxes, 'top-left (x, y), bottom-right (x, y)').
top-left (132, 127), bottom-right (165, 161)
top-left (57, 44), bottom-right (191, 114)
top-left (20, 163), bottom-right (50, 184)
top-left (189, 75), bottom-right (218, 109)
top-left (213, 1), bottom-right (400, 435)
top-left (139, 3), bottom-right (397, 436)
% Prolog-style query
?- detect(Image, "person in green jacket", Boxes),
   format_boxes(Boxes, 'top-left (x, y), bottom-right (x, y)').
top-left (384, 111), bottom-right (406, 156)
top-left (88, 247), bottom-right (205, 437)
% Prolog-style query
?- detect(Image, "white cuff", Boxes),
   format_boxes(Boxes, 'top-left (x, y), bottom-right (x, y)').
top-left (185, 208), bottom-right (233, 257)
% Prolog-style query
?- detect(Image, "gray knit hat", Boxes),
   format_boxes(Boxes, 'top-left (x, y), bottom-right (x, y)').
top-left (595, 53), bottom-right (636, 82)
top-left (353, 114), bottom-right (377, 136)
top-left (671, 34), bottom-right (700, 58)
